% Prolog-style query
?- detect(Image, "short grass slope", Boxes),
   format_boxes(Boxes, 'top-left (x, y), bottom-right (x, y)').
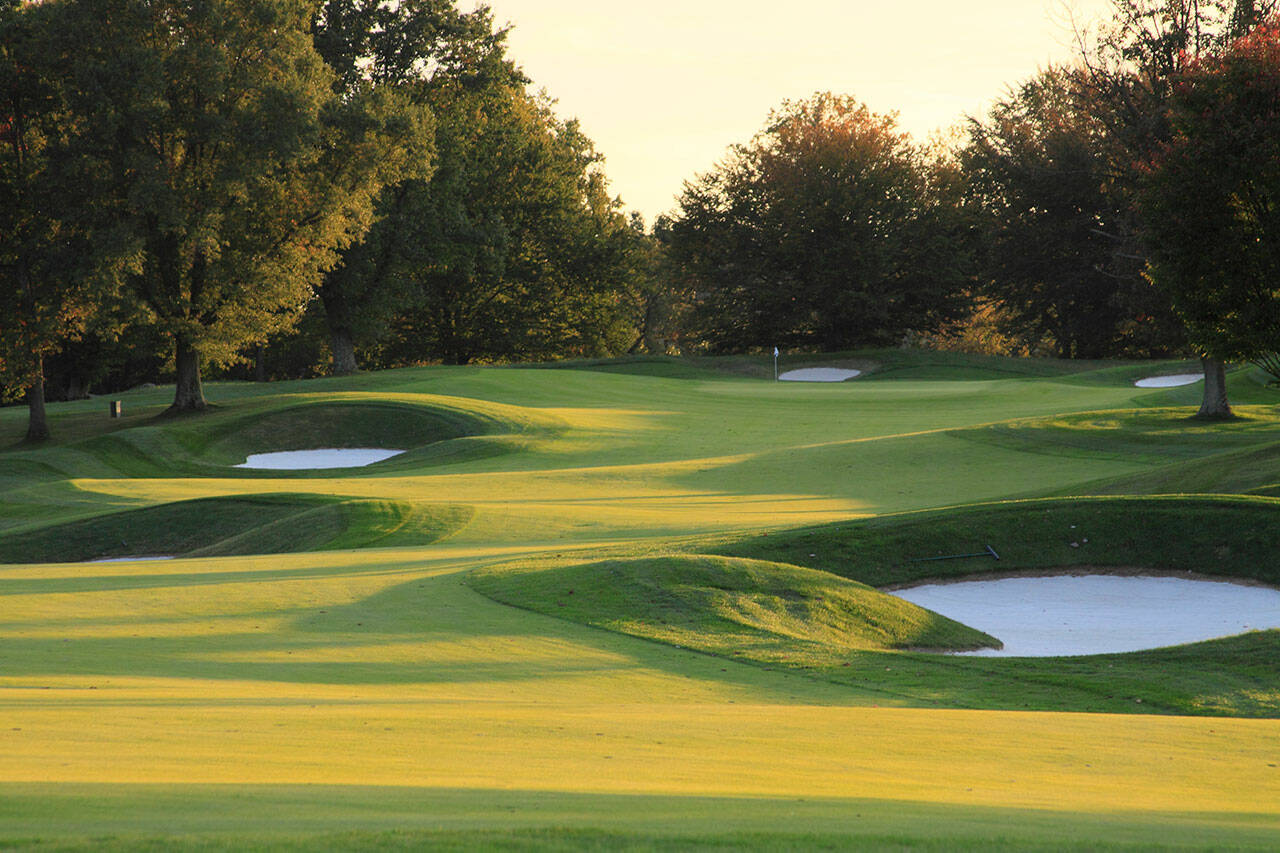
top-left (471, 555), bottom-right (1000, 664)
top-left (0, 495), bottom-right (474, 562)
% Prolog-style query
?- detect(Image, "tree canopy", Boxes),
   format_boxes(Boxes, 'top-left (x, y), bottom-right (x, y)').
top-left (668, 93), bottom-right (970, 353)
top-left (962, 67), bottom-right (1180, 359)
top-left (50, 0), bottom-right (428, 411)
top-left (1137, 16), bottom-right (1280, 413)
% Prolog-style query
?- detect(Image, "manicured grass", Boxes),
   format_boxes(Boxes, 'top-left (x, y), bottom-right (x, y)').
top-left (1, 350), bottom-right (1278, 848)
top-left (471, 554), bottom-right (1000, 657)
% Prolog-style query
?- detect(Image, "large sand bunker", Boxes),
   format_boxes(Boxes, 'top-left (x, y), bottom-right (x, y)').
top-left (894, 574), bottom-right (1280, 656)
top-left (779, 367), bottom-right (862, 382)
top-left (1135, 373), bottom-right (1202, 388)
top-left (235, 448), bottom-right (405, 470)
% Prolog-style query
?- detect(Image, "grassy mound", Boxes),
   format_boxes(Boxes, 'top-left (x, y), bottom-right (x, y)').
top-left (195, 399), bottom-right (518, 470)
top-left (471, 555), bottom-right (1000, 662)
top-left (0, 394), bottom-right (551, 482)
top-left (0, 495), bottom-right (473, 562)
top-left (709, 495), bottom-right (1280, 588)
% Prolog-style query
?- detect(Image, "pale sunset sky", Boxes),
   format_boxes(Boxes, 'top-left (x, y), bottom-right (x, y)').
top-left (467, 1), bottom-right (1114, 222)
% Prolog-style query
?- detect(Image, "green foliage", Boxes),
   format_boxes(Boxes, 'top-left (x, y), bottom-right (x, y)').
top-left (963, 68), bottom-right (1180, 358)
top-left (372, 80), bottom-right (644, 366)
top-left (1138, 19), bottom-right (1280, 373)
top-left (309, 0), bottom-right (514, 375)
top-left (668, 92), bottom-right (971, 353)
top-left (0, 0), bottom-right (111, 438)
top-left (48, 0), bottom-right (427, 409)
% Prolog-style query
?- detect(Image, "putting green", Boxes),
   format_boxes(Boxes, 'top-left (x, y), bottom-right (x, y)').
top-left (1, 351), bottom-right (1277, 849)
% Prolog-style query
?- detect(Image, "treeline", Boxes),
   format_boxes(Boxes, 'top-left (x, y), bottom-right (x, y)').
top-left (1, 0), bottom-right (666, 439)
top-left (666, 0), bottom-right (1280, 419)
top-left (4, 0), bottom-right (1280, 440)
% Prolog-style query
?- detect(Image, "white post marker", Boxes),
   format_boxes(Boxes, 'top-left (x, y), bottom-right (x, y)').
top-left (773, 346), bottom-right (779, 381)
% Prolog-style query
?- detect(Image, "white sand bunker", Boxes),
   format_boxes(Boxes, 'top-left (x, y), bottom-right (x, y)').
top-left (1134, 373), bottom-right (1202, 388)
top-left (235, 448), bottom-right (405, 470)
top-left (779, 367), bottom-right (862, 382)
top-left (894, 574), bottom-right (1280, 657)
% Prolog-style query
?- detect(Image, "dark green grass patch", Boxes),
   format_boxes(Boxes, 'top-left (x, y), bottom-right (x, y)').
top-left (470, 555), bottom-right (999, 661)
top-left (5, 784), bottom-right (1276, 852)
top-left (195, 401), bottom-right (485, 466)
top-left (0, 495), bottom-right (473, 563)
top-left (711, 495), bottom-right (1280, 588)
top-left (1, 396), bottom-right (537, 482)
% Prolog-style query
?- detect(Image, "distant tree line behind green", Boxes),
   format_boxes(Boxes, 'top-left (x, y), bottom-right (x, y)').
top-left (3, 0), bottom-right (1279, 438)
top-left (664, 0), bottom-right (1280, 418)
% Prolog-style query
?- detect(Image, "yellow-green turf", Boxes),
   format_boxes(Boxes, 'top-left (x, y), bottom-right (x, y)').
top-left (1, 350), bottom-right (1277, 849)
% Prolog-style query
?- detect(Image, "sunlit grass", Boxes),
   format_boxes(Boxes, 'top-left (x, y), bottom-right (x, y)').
top-left (0, 351), bottom-right (1278, 847)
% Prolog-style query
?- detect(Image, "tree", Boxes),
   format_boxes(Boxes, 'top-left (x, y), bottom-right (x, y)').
top-left (1077, 0), bottom-right (1277, 414)
top-left (371, 80), bottom-right (642, 367)
top-left (52, 0), bottom-right (426, 412)
top-left (668, 93), bottom-right (970, 353)
top-left (1137, 17), bottom-right (1280, 416)
top-left (0, 0), bottom-right (103, 441)
top-left (309, 0), bottom-right (511, 375)
top-left (962, 67), bottom-right (1181, 359)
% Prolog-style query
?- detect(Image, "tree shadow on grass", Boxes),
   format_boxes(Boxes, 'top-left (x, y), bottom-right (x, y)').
top-left (0, 571), bottom-right (876, 703)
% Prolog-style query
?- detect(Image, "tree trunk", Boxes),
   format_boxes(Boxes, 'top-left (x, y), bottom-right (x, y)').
top-left (169, 336), bottom-right (207, 413)
top-left (642, 296), bottom-right (666, 355)
top-left (319, 285), bottom-right (360, 376)
top-left (65, 371), bottom-right (90, 400)
top-left (25, 356), bottom-right (51, 442)
top-left (1196, 357), bottom-right (1233, 419)
top-left (329, 327), bottom-right (358, 376)
top-left (254, 344), bottom-right (267, 382)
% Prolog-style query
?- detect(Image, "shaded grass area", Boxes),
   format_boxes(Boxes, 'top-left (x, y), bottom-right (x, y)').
top-left (470, 555), bottom-right (1000, 661)
top-left (1, 395), bottom-right (549, 482)
top-left (5, 784), bottom-right (1278, 852)
top-left (0, 495), bottom-right (473, 562)
top-left (710, 495), bottom-right (1280, 588)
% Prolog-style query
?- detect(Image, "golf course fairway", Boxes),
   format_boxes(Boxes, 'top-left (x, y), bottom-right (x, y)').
top-left (1, 351), bottom-right (1278, 850)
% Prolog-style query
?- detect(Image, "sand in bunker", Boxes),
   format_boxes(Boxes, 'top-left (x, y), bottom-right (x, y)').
top-left (779, 367), bottom-right (862, 382)
top-left (1135, 373), bottom-right (1202, 388)
top-left (235, 448), bottom-right (405, 470)
top-left (894, 574), bottom-right (1280, 656)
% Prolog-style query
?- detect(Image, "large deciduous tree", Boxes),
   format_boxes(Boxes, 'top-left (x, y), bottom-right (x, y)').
top-left (963, 68), bottom-right (1181, 359)
top-left (370, 78), bottom-right (642, 367)
top-left (1077, 0), bottom-right (1277, 415)
top-left (309, 0), bottom-right (509, 375)
top-left (1137, 17), bottom-right (1280, 416)
top-left (0, 0), bottom-right (105, 441)
top-left (668, 93), bottom-right (970, 353)
top-left (53, 0), bottom-right (426, 412)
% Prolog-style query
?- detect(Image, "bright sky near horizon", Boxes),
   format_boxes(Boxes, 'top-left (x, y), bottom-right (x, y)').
top-left (467, 1), bottom-right (1114, 222)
